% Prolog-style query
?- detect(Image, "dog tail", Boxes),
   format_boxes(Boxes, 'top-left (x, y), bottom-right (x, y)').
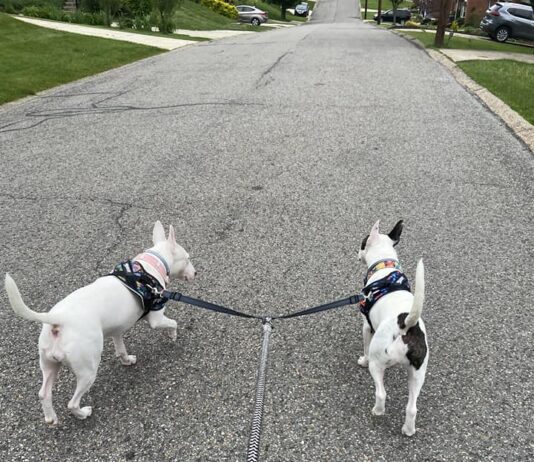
top-left (5, 273), bottom-right (62, 325)
top-left (404, 259), bottom-right (424, 329)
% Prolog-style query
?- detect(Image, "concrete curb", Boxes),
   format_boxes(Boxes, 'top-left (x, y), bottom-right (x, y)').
top-left (395, 31), bottom-right (534, 154)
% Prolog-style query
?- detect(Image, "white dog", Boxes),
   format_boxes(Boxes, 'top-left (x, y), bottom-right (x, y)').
top-left (4, 221), bottom-right (195, 425)
top-left (357, 220), bottom-right (428, 436)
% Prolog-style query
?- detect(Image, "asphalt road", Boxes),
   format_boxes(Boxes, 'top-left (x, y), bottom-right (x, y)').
top-left (1, 1), bottom-right (533, 461)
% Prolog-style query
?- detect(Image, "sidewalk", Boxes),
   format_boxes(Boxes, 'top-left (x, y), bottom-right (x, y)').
top-left (15, 16), bottom-right (197, 50)
top-left (439, 48), bottom-right (534, 64)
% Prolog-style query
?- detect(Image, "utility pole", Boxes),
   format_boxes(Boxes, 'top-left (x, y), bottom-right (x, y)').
top-left (434, 0), bottom-right (452, 47)
top-left (364, 0), bottom-right (368, 20)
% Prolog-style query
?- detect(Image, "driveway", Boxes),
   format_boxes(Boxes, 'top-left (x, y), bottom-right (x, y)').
top-left (1, 0), bottom-right (533, 461)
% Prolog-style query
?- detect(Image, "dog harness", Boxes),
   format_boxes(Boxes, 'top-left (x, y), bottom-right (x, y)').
top-left (359, 260), bottom-right (411, 333)
top-left (109, 253), bottom-right (170, 319)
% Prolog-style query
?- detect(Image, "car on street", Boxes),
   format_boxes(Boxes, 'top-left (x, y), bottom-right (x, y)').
top-left (480, 2), bottom-right (534, 42)
top-left (236, 5), bottom-right (268, 26)
top-left (373, 8), bottom-right (411, 24)
top-left (294, 2), bottom-right (310, 17)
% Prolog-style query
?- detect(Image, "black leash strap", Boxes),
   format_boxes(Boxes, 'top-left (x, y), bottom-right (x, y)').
top-left (273, 294), bottom-right (362, 320)
top-left (161, 290), bottom-right (263, 320)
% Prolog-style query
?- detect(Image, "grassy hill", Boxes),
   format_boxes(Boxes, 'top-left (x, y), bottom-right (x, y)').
top-left (0, 13), bottom-right (161, 104)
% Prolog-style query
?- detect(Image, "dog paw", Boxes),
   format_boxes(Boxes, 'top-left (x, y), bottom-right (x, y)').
top-left (372, 406), bottom-right (385, 416)
top-left (120, 355), bottom-right (137, 366)
top-left (402, 424), bottom-right (416, 436)
top-left (45, 415), bottom-right (58, 426)
top-left (79, 406), bottom-right (93, 419)
top-left (358, 356), bottom-right (369, 367)
top-left (166, 328), bottom-right (177, 341)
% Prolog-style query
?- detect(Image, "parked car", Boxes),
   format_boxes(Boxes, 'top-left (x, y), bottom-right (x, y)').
top-left (480, 2), bottom-right (534, 42)
top-left (374, 8), bottom-right (411, 24)
top-left (294, 2), bottom-right (310, 17)
top-left (236, 5), bottom-right (268, 26)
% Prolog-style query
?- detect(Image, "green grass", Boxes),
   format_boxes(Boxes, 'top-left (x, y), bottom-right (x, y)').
top-left (361, 1), bottom-right (412, 21)
top-left (361, 0), bottom-right (411, 11)
top-left (402, 31), bottom-right (534, 55)
top-left (0, 13), bottom-right (162, 105)
top-left (458, 59), bottom-right (534, 125)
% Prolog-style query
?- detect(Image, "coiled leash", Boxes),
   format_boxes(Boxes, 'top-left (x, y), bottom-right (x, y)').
top-left (159, 289), bottom-right (363, 462)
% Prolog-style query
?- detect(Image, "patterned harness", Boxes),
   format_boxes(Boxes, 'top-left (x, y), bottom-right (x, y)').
top-left (359, 260), bottom-right (411, 333)
top-left (109, 260), bottom-right (168, 319)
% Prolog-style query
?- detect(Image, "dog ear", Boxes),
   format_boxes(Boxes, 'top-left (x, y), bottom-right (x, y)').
top-left (368, 220), bottom-right (380, 245)
top-left (152, 221), bottom-right (166, 245)
top-left (168, 225), bottom-right (176, 244)
top-left (388, 220), bottom-right (404, 246)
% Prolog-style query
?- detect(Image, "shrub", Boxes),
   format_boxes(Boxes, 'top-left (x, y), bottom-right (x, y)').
top-left (21, 5), bottom-right (69, 20)
top-left (133, 14), bottom-right (153, 30)
top-left (99, 0), bottom-right (122, 25)
top-left (152, 0), bottom-right (180, 33)
top-left (0, 0), bottom-right (63, 13)
top-left (404, 20), bottom-right (419, 28)
top-left (123, 0), bottom-right (151, 16)
top-left (71, 9), bottom-right (107, 24)
top-left (80, 0), bottom-right (100, 12)
top-left (200, 0), bottom-right (237, 19)
top-left (117, 14), bottom-right (134, 27)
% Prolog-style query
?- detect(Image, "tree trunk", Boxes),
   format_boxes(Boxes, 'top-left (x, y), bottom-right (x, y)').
top-left (434, 0), bottom-right (452, 47)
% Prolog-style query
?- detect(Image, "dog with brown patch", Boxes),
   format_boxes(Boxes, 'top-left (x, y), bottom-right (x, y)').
top-left (357, 220), bottom-right (428, 436)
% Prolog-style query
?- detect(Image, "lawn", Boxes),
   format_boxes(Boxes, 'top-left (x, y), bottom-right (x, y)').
top-left (458, 59), bottom-right (534, 125)
top-left (172, 0), bottom-right (308, 30)
top-left (361, 0), bottom-right (411, 10)
top-left (361, 0), bottom-right (411, 19)
top-left (0, 13), bottom-right (162, 105)
top-left (402, 31), bottom-right (534, 55)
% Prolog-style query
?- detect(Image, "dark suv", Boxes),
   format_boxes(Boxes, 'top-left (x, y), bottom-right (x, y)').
top-left (374, 9), bottom-right (411, 24)
top-left (480, 2), bottom-right (534, 42)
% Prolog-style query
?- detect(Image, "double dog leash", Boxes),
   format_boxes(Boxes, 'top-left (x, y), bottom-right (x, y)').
top-left (160, 289), bottom-right (364, 462)
top-left (111, 258), bottom-right (407, 461)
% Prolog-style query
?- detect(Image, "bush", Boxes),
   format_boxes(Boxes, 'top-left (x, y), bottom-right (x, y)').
top-left (133, 14), bottom-right (153, 30)
top-left (152, 0), bottom-right (180, 33)
top-left (1, 0), bottom-right (63, 13)
top-left (80, 0), bottom-right (100, 12)
top-left (71, 9), bottom-right (107, 24)
top-left (123, 0), bottom-right (151, 16)
top-left (21, 5), bottom-right (69, 20)
top-left (200, 0), bottom-right (237, 19)
top-left (404, 20), bottom-right (419, 28)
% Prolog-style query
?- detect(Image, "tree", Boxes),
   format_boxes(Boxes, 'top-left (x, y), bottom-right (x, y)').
top-left (434, 0), bottom-right (452, 47)
top-left (389, 0), bottom-right (403, 25)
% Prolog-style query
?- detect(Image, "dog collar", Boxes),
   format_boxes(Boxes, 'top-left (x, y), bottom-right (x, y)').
top-left (134, 250), bottom-right (170, 286)
top-left (365, 259), bottom-right (401, 284)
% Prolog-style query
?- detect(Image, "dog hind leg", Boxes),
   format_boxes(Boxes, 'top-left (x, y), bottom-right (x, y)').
top-left (112, 335), bottom-right (137, 365)
top-left (402, 361), bottom-right (427, 436)
top-left (67, 342), bottom-right (102, 420)
top-left (369, 360), bottom-right (387, 415)
top-left (39, 355), bottom-right (60, 425)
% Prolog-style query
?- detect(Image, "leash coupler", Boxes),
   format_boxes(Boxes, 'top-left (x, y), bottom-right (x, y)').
top-left (246, 318), bottom-right (273, 462)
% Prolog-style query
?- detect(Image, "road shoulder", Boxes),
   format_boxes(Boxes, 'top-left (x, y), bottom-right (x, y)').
top-left (397, 31), bottom-right (534, 154)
